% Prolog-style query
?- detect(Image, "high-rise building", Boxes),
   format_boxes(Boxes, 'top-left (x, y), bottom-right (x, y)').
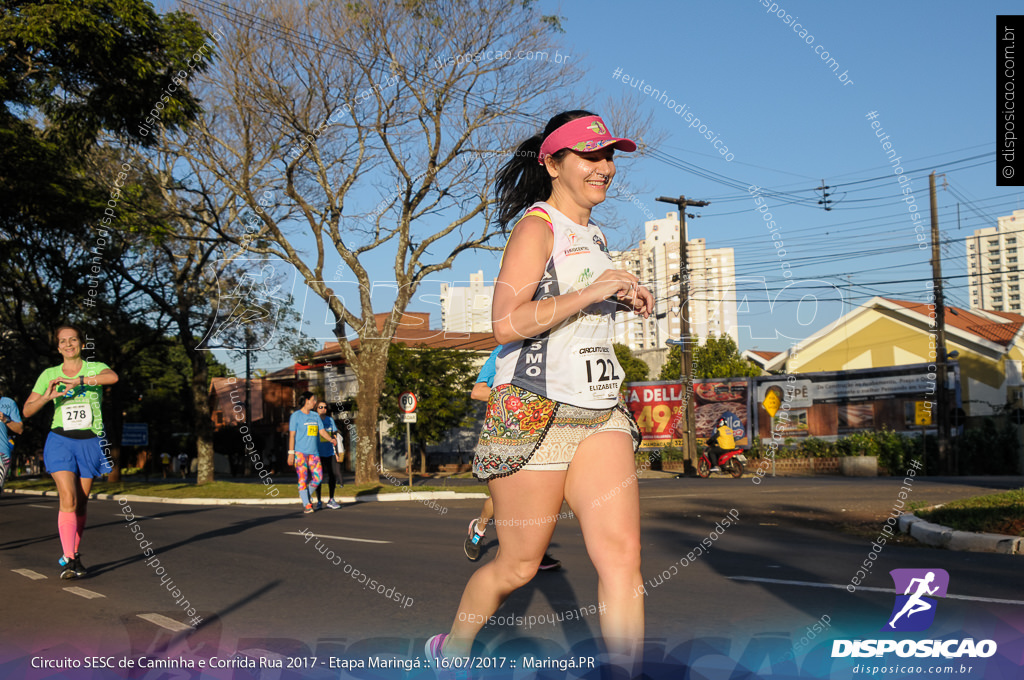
top-left (967, 209), bottom-right (1024, 312)
top-left (611, 212), bottom-right (737, 351)
top-left (439, 270), bottom-right (494, 333)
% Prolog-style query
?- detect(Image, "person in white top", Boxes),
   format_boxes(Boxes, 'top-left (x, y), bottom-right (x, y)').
top-left (427, 110), bottom-right (653, 676)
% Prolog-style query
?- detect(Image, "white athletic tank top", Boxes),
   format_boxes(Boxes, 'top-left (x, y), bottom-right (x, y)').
top-left (493, 202), bottom-right (624, 408)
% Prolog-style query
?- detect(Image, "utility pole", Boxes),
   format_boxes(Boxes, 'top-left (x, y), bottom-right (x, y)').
top-left (244, 327), bottom-right (253, 429)
top-left (929, 172), bottom-right (950, 473)
top-left (657, 195), bottom-right (709, 473)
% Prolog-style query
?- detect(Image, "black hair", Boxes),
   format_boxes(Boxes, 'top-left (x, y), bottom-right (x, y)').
top-left (494, 109), bottom-right (596, 231)
top-left (298, 391), bottom-right (315, 405)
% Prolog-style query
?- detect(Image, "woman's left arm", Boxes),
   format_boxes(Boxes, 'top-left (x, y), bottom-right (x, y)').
top-left (87, 368), bottom-right (119, 387)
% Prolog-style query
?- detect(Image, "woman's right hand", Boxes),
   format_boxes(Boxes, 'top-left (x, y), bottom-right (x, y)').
top-left (42, 378), bottom-right (73, 402)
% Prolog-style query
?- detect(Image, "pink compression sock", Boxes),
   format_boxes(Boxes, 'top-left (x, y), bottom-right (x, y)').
top-left (75, 511), bottom-right (86, 553)
top-left (58, 511), bottom-right (77, 559)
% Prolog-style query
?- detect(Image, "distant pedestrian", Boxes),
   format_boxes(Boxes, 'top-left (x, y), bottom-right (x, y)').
top-left (314, 402), bottom-right (343, 509)
top-left (288, 391), bottom-right (331, 514)
top-left (177, 452), bottom-right (189, 479)
top-left (23, 324), bottom-right (118, 579)
top-left (160, 451), bottom-right (171, 478)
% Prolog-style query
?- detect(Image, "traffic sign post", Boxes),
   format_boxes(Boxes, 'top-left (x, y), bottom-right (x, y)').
top-left (399, 392), bottom-right (417, 491)
top-left (760, 387), bottom-right (783, 477)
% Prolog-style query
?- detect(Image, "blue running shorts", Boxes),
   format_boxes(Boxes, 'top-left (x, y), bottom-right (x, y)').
top-left (44, 431), bottom-right (111, 478)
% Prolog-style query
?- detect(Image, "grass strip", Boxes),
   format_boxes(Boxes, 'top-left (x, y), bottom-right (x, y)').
top-left (916, 489), bottom-right (1024, 537)
top-left (6, 478), bottom-right (488, 499)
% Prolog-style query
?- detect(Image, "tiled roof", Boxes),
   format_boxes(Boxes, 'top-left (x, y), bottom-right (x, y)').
top-left (882, 298), bottom-right (1024, 347)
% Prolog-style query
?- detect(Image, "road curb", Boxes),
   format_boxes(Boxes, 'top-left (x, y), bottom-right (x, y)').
top-left (6, 488), bottom-right (489, 506)
top-left (900, 511), bottom-right (1022, 555)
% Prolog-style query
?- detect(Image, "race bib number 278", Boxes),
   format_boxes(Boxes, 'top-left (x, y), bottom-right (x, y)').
top-left (62, 402), bottom-right (93, 430)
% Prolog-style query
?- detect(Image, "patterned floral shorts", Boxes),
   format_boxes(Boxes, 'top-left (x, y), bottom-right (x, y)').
top-left (473, 384), bottom-right (640, 481)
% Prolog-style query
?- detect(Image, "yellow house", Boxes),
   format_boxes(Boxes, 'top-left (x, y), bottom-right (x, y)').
top-left (746, 297), bottom-right (1024, 417)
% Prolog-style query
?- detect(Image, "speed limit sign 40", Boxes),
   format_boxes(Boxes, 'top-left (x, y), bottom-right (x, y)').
top-left (399, 392), bottom-right (417, 414)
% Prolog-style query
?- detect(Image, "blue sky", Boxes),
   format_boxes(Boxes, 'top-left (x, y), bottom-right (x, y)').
top-left (190, 0), bottom-right (1018, 373)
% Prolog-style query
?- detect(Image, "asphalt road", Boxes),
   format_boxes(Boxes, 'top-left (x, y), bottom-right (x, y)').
top-left (1, 476), bottom-right (1021, 679)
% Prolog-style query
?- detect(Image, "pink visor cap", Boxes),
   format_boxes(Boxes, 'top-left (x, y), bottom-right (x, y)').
top-left (537, 115), bottom-right (637, 165)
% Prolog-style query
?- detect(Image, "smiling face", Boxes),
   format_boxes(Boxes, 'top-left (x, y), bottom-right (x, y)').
top-left (546, 147), bottom-right (616, 215)
top-left (56, 327), bottom-right (82, 361)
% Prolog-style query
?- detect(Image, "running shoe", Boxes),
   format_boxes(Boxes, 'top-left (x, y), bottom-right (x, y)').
top-left (316, 500), bottom-right (323, 510)
top-left (538, 553), bottom-right (561, 571)
top-left (463, 519), bottom-right (484, 561)
top-left (303, 504), bottom-right (315, 514)
top-left (424, 633), bottom-right (470, 680)
top-left (58, 552), bottom-right (87, 577)
top-left (326, 499), bottom-right (341, 509)
top-left (59, 556), bottom-right (81, 580)
top-left (710, 467), bottom-right (721, 473)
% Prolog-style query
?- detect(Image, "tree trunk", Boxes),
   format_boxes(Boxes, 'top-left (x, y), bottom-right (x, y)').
top-left (105, 387), bottom-right (123, 482)
top-left (353, 338), bottom-right (389, 485)
top-left (188, 344), bottom-right (216, 485)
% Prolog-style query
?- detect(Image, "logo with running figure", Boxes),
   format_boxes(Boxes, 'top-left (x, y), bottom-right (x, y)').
top-left (588, 120), bottom-right (607, 135)
top-left (883, 568), bottom-right (949, 632)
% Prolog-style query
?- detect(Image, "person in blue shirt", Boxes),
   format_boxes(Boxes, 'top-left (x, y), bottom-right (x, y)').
top-left (288, 391), bottom-right (335, 514)
top-left (0, 392), bottom-right (24, 492)
top-left (463, 346), bottom-right (560, 571)
top-left (314, 401), bottom-right (343, 509)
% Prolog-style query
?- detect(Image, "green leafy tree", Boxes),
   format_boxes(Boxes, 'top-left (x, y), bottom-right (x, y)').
top-left (0, 0), bottom-right (213, 238)
top-left (658, 336), bottom-right (761, 380)
top-left (658, 342), bottom-right (685, 381)
top-left (693, 336), bottom-right (762, 378)
top-left (614, 343), bottom-right (650, 383)
top-left (380, 345), bottom-right (479, 473)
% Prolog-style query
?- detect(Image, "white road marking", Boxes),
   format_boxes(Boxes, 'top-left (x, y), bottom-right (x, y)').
top-left (113, 515), bottom-right (161, 520)
top-left (137, 613), bottom-right (192, 632)
top-left (729, 576), bottom-right (1024, 606)
top-left (284, 531), bottom-right (390, 544)
top-left (64, 586), bottom-right (105, 599)
top-left (12, 569), bottom-right (47, 580)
